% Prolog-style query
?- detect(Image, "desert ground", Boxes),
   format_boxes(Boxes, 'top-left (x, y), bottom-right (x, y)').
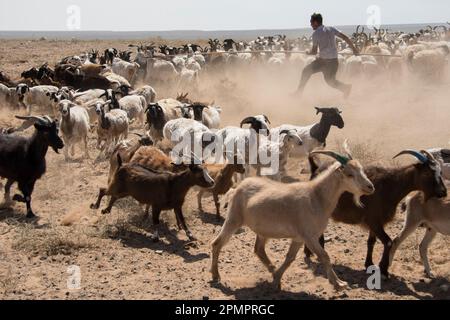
top-left (0, 38), bottom-right (449, 300)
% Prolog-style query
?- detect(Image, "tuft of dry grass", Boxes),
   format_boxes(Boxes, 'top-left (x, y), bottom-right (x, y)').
top-left (12, 224), bottom-right (94, 256)
top-left (0, 267), bottom-right (18, 295)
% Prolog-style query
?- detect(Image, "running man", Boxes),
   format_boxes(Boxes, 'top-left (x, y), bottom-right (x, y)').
top-left (295, 13), bottom-right (359, 97)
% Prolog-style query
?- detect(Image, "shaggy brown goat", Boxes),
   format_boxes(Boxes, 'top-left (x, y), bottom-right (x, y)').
top-left (304, 149), bottom-right (447, 277)
top-left (90, 155), bottom-right (214, 241)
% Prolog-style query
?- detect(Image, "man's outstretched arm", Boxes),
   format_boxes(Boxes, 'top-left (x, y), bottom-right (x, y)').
top-left (337, 32), bottom-right (359, 55)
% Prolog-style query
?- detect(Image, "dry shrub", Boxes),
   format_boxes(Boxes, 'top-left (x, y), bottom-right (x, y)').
top-left (13, 224), bottom-right (94, 256)
top-left (0, 267), bottom-right (18, 295)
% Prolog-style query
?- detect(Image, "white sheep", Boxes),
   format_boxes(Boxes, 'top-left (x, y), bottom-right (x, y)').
top-left (57, 100), bottom-right (90, 161)
top-left (210, 149), bottom-right (375, 290)
top-left (389, 191), bottom-right (450, 278)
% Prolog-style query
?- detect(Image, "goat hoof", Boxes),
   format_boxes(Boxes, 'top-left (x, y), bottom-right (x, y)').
top-left (101, 209), bottom-right (110, 214)
top-left (26, 212), bottom-right (36, 219)
top-left (90, 203), bottom-right (98, 210)
top-left (333, 280), bottom-right (348, 291)
top-left (425, 271), bottom-right (435, 279)
top-left (12, 194), bottom-right (25, 202)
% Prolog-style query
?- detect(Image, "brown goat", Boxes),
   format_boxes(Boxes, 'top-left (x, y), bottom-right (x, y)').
top-left (91, 155), bottom-right (215, 241)
top-left (304, 149), bottom-right (447, 277)
top-left (80, 64), bottom-right (107, 77)
top-left (108, 133), bottom-right (153, 183)
top-left (195, 159), bottom-right (245, 219)
top-left (130, 146), bottom-right (187, 172)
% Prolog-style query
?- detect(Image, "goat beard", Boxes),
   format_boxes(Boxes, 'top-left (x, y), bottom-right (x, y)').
top-left (353, 193), bottom-right (365, 208)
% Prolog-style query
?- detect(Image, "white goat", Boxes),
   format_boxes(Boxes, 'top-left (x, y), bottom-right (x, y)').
top-left (427, 148), bottom-right (450, 180)
top-left (271, 107), bottom-right (344, 158)
top-left (111, 57), bottom-right (140, 83)
top-left (252, 129), bottom-right (303, 180)
top-left (118, 95), bottom-right (146, 126)
top-left (15, 84), bottom-right (59, 115)
top-left (389, 192), bottom-right (450, 278)
top-left (94, 100), bottom-right (129, 157)
top-left (130, 85), bottom-right (156, 104)
top-left (57, 100), bottom-right (90, 161)
top-left (210, 149), bottom-right (375, 290)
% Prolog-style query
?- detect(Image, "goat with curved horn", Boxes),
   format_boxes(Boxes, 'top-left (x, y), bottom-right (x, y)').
top-left (393, 149), bottom-right (428, 163)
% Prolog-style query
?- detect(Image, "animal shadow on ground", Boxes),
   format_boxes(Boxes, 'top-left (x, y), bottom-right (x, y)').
top-left (412, 276), bottom-right (450, 299)
top-left (304, 258), bottom-right (424, 298)
top-left (109, 208), bottom-right (209, 263)
top-left (198, 210), bottom-right (225, 226)
top-left (211, 280), bottom-right (323, 300)
top-left (0, 207), bottom-right (45, 226)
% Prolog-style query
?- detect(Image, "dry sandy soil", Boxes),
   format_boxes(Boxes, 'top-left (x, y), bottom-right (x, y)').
top-left (0, 39), bottom-right (449, 300)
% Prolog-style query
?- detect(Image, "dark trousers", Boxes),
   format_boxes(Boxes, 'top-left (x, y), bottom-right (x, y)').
top-left (297, 58), bottom-right (348, 93)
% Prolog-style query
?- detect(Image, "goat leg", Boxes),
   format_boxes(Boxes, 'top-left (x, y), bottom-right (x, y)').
top-left (0, 179), bottom-right (14, 209)
top-left (364, 231), bottom-right (377, 269)
top-left (213, 193), bottom-right (221, 219)
top-left (174, 207), bottom-right (195, 241)
top-left (304, 234), bottom-right (325, 258)
top-left (90, 188), bottom-right (106, 209)
top-left (373, 226), bottom-right (393, 277)
top-left (18, 181), bottom-right (36, 218)
top-left (101, 196), bottom-right (118, 214)
top-left (150, 207), bottom-right (162, 242)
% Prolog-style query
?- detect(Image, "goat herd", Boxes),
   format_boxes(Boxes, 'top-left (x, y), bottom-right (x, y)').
top-left (0, 25), bottom-right (449, 292)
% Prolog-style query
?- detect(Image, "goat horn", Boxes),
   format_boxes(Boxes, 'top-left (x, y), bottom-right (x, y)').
top-left (310, 151), bottom-right (350, 166)
top-left (420, 149), bottom-right (436, 162)
top-left (279, 129), bottom-right (292, 135)
top-left (240, 116), bottom-right (255, 127)
top-left (343, 139), bottom-right (353, 160)
top-left (393, 149), bottom-right (428, 163)
top-left (15, 115), bottom-right (48, 124)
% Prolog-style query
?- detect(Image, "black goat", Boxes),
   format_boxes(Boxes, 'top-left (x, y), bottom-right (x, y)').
top-left (0, 116), bottom-right (64, 218)
top-left (305, 149), bottom-right (447, 277)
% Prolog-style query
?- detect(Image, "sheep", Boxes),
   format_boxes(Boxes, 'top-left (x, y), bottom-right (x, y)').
top-left (130, 85), bottom-right (156, 104)
top-left (57, 100), bottom-right (90, 161)
top-left (15, 84), bottom-right (59, 115)
top-left (210, 148), bottom-right (375, 290)
top-left (252, 129), bottom-right (303, 180)
top-left (0, 116), bottom-right (64, 217)
top-left (304, 149), bottom-right (447, 277)
top-left (389, 192), bottom-right (450, 278)
top-left (427, 148), bottom-right (450, 180)
top-left (186, 103), bottom-right (222, 129)
top-left (270, 107), bottom-right (344, 158)
top-left (118, 95), bottom-right (146, 126)
top-left (90, 156), bottom-right (215, 241)
top-left (94, 100), bottom-right (129, 157)
top-left (108, 132), bottom-right (153, 183)
top-left (111, 57), bottom-right (140, 83)
top-left (178, 68), bottom-right (199, 90)
top-left (195, 155), bottom-right (245, 219)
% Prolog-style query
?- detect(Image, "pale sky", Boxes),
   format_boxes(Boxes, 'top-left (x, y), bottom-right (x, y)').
top-left (0, 0), bottom-right (448, 31)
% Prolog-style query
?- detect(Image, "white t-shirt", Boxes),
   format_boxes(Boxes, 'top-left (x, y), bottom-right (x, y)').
top-left (312, 25), bottom-right (340, 59)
